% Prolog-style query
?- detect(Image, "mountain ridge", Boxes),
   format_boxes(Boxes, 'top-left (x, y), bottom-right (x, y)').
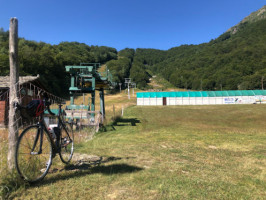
top-left (0, 6), bottom-right (265, 94)
top-left (127, 5), bottom-right (266, 90)
top-left (227, 5), bottom-right (266, 34)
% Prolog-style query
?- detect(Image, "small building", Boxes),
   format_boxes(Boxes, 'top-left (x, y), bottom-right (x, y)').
top-left (136, 90), bottom-right (266, 106)
top-left (0, 75), bottom-right (46, 126)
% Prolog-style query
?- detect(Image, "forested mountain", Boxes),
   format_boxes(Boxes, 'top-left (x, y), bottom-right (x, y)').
top-left (0, 6), bottom-right (265, 96)
top-left (0, 30), bottom-right (117, 96)
top-left (130, 5), bottom-right (266, 90)
top-left (106, 48), bottom-right (151, 89)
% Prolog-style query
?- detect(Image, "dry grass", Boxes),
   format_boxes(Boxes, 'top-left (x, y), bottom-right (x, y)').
top-left (148, 75), bottom-right (186, 91)
top-left (70, 90), bottom-right (137, 123)
top-left (0, 129), bottom-right (8, 176)
top-left (1, 92), bottom-right (266, 199)
top-left (0, 129), bottom-right (16, 199)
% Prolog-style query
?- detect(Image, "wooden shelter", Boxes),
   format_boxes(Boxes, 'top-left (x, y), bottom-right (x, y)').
top-left (0, 75), bottom-right (47, 126)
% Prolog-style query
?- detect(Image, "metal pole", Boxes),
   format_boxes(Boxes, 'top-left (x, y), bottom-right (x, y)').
top-left (125, 83), bottom-right (127, 94)
top-left (8, 18), bottom-right (19, 170)
top-left (119, 83), bottom-right (122, 93)
top-left (70, 74), bottom-right (75, 105)
top-left (88, 97), bottom-right (91, 111)
top-left (128, 83), bottom-right (130, 99)
top-left (91, 77), bottom-right (95, 119)
top-left (99, 88), bottom-right (105, 120)
top-left (262, 76), bottom-right (264, 90)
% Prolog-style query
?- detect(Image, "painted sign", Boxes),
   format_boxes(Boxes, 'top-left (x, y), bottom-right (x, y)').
top-left (224, 97), bottom-right (235, 104)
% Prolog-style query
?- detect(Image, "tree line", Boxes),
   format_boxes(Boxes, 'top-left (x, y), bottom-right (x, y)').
top-left (0, 16), bottom-right (265, 96)
top-left (0, 28), bottom-right (117, 96)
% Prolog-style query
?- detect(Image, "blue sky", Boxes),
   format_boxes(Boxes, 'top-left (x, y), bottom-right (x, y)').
top-left (0, 0), bottom-right (265, 50)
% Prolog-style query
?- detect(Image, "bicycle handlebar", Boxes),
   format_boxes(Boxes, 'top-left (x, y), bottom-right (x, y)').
top-left (43, 98), bottom-right (55, 116)
top-left (14, 98), bottom-right (56, 116)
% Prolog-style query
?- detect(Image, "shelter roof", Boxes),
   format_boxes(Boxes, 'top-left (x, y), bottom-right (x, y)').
top-left (0, 75), bottom-right (40, 88)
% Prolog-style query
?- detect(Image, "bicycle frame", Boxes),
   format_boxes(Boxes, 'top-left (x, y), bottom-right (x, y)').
top-left (30, 120), bottom-right (55, 155)
top-left (30, 104), bottom-right (72, 156)
top-left (56, 104), bottom-right (73, 145)
top-left (15, 100), bottom-right (74, 183)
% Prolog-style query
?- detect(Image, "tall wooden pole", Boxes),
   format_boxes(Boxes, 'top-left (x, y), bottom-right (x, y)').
top-left (8, 18), bottom-right (19, 170)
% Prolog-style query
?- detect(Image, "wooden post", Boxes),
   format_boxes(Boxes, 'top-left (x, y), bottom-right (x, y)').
top-left (8, 18), bottom-right (19, 170)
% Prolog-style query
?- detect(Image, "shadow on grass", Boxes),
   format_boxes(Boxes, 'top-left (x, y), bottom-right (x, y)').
top-left (98, 117), bottom-right (141, 132)
top-left (37, 164), bottom-right (143, 186)
top-left (113, 117), bottom-right (141, 126)
top-left (32, 156), bottom-right (142, 187)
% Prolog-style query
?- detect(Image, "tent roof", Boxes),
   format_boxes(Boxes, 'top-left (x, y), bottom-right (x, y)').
top-left (137, 90), bottom-right (266, 98)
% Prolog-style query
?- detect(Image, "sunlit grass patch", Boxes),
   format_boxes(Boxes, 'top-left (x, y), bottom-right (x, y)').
top-left (0, 130), bottom-right (25, 199)
top-left (2, 100), bottom-right (266, 199)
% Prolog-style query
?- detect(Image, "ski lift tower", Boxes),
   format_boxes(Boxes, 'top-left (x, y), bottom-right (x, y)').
top-left (131, 82), bottom-right (136, 97)
top-left (119, 83), bottom-right (122, 93)
top-left (125, 78), bottom-right (131, 99)
top-left (65, 63), bottom-right (115, 122)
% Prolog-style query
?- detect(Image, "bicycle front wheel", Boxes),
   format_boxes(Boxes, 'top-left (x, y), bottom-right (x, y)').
top-left (15, 125), bottom-right (53, 183)
top-left (59, 122), bottom-right (74, 163)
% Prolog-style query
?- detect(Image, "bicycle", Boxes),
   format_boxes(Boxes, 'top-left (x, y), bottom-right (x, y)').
top-left (14, 98), bottom-right (74, 183)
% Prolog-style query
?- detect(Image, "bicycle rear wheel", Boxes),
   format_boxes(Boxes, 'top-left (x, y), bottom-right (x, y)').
top-left (59, 122), bottom-right (74, 163)
top-left (15, 125), bottom-right (53, 183)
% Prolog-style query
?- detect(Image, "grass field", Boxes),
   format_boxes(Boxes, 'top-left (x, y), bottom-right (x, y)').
top-left (1, 93), bottom-right (266, 199)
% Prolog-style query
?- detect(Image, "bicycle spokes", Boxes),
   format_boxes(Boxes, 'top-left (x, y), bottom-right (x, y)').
top-left (15, 125), bottom-right (53, 183)
top-left (59, 123), bottom-right (74, 163)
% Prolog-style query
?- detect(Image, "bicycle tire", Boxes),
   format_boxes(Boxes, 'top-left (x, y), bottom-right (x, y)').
top-left (15, 125), bottom-right (53, 183)
top-left (59, 122), bottom-right (74, 163)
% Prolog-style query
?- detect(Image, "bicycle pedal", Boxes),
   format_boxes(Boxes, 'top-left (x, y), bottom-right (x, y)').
top-left (62, 140), bottom-right (71, 147)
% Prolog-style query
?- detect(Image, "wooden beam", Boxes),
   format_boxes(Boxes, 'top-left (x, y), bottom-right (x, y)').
top-left (8, 18), bottom-right (19, 170)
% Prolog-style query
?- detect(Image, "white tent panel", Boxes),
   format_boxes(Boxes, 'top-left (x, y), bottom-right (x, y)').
top-left (202, 98), bottom-right (209, 105)
top-left (237, 96), bottom-right (255, 104)
top-left (168, 97), bottom-right (176, 105)
top-left (143, 98), bottom-right (150, 105)
top-left (189, 98), bottom-right (196, 105)
top-left (209, 98), bottom-right (216, 104)
top-left (176, 98), bottom-right (183, 105)
top-left (216, 97), bottom-right (224, 104)
top-left (182, 98), bottom-right (190, 105)
top-left (156, 98), bottom-right (163, 105)
top-left (150, 98), bottom-right (157, 105)
top-left (195, 97), bottom-right (203, 105)
top-left (137, 98), bottom-right (144, 105)
top-left (136, 94), bottom-right (266, 106)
